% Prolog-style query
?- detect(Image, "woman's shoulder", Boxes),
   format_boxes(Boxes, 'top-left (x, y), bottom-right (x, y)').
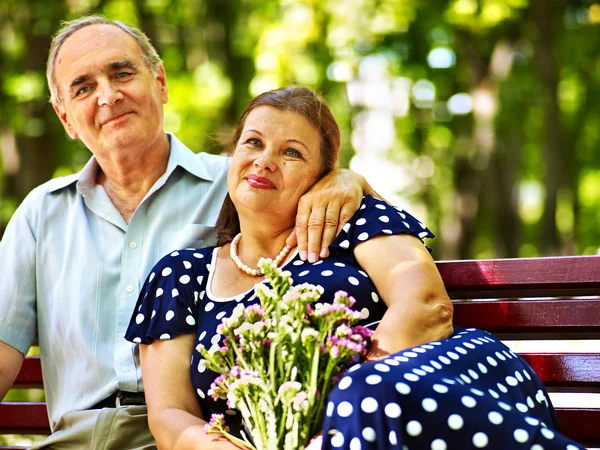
top-left (330, 195), bottom-right (435, 251)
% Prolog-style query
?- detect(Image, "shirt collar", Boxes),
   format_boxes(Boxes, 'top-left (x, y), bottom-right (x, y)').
top-left (46, 132), bottom-right (215, 195)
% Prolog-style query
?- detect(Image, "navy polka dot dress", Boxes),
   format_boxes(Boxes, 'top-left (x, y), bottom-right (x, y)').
top-left (125, 195), bottom-right (584, 450)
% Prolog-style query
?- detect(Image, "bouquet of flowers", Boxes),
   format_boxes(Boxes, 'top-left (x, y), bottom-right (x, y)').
top-left (199, 258), bottom-right (372, 450)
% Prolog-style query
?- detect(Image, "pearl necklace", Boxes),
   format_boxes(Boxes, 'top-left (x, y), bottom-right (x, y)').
top-left (229, 233), bottom-right (292, 276)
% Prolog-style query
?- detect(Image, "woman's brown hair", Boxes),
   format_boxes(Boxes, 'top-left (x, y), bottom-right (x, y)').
top-left (215, 86), bottom-right (341, 245)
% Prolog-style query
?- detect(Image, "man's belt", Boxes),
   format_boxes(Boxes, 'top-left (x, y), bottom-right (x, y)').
top-left (90, 391), bottom-right (146, 408)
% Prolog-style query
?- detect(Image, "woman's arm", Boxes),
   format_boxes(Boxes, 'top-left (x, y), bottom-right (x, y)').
top-left (354, 234), bottom-right (454, 359)
top-left (140, 335), bottom-right (242, 450)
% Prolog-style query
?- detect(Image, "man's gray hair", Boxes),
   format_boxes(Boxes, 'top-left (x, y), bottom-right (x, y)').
top-left (47, 15), bottom-right (162, 106)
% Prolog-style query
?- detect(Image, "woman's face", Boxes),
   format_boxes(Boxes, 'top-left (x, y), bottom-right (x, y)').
top-left (228, 105), bottom-right (323, 224)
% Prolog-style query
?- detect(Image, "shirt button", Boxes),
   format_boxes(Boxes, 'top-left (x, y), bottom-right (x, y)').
top-left (129, 241), bottom-right (137, 249)
top-left (122, 367), bottom-right (130, 373)
top-left (126, 285), bottom-right (134, 293)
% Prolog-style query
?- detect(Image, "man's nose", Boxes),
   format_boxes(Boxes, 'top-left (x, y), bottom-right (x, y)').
top-left (97, 81), bottom-right (122, 107)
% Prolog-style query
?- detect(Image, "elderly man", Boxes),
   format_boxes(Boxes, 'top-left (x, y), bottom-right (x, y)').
top-left (0, 16), bottom-right (373, 449)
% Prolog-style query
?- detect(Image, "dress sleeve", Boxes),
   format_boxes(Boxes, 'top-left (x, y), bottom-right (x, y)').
top-left (124, 248), bottom-right (211, 344)
top-left (330, 195), bottom-right (435, 252)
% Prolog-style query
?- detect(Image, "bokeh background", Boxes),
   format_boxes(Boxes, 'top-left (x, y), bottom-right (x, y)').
top-left (2, 0), bottom-right (600, 260)
top-left (2, 1), bottom-right (600, 446)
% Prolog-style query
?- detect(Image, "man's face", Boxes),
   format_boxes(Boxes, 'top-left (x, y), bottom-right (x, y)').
top-left (52, 24), bottom-right (168, 155)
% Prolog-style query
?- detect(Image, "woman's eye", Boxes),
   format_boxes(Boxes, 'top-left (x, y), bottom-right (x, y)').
top-left (285, 149), bottom-right (302, 158)
top-left (246, 138), bottom-right (262, 147)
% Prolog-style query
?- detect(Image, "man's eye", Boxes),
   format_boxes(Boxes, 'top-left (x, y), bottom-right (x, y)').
top-left (76, 86), bottom-right (90, 96)
top-left (116, 72), bottom-right (132, 79)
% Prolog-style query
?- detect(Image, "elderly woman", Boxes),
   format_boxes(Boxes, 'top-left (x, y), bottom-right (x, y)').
top-left (125, 87), bottom-right (584, 450)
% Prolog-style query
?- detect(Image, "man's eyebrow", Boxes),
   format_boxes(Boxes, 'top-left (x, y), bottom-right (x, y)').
top-left (108, 60), bottom-right (138, 71)
top-left (69, 74), bottom-right (90, 91)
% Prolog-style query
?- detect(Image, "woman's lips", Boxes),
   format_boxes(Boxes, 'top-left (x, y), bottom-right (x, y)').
top-left (245, 174), bottom-right (276, 189)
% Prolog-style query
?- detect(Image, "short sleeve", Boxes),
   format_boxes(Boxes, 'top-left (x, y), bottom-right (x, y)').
top-left (0, 188), bottom-right (42, 355)
top-left (330, 195), bottom-right (434, 252)
top-left (124, 248), bottom-right (212, 344)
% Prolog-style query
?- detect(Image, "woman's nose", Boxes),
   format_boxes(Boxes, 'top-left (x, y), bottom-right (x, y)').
top-left (253, 148), bottom-right (277, 172)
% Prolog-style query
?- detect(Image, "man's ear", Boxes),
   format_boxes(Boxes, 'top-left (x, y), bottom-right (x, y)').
top-left (156, 64), bottom-right (169, 104)
top-left (53, 103), bottom-right (78, 140)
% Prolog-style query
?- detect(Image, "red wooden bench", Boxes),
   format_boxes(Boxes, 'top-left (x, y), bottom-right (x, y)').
top-left (1, 255), bottom-right (599, 449)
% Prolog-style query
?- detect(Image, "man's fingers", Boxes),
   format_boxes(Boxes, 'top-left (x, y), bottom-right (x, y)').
top-left (305, 205), bottom-right (327, 263)
top-left (295, 202), bottom-right (311, 260)
top-left (285, 228), bottom-right (298, 249)
top-left (336, 202), bottom-right (357, 236)
top-left (319, 201), bottom-right (343, 258)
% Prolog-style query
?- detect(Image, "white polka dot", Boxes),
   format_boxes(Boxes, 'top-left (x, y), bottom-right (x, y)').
top-left (133, 337), bottom-right (141, 343)
top-left (210, 334), bottom-right (221, 345)
top-left (421, 365), bottom-right (435, 373)
top-left (422, 398), bottom-right (438, 412)
top-left (321, 270), bottom-right (333, 277)
top-left (404, 352), bottom-right (418, 358)
top-left (514, 429), bottom-right (529, 443)
top-left (460, 374), bottom-right (471, 384)
top-left (196, 388), bottom-right (205, 399)
top-left (343, 223), bottom-right (351, 233)
top-left (379, 215), bottom-right (390, 223)
top-left (478, 362), bottom-right (488, 374)
top-left (447, 414), bottom-right (463, 430)
top-left (360, 308), bottom-right (370, 319)
top-left (197, 359), bottom-right (207, 373)
top-left (406, 420), bottom-right (422, 436)
top-left (165, 310), bottom-right (175, 321)
top-left (413, 368), bottom-right (427, 376)
top-left (497, 383), bottom-right (508, 393)
top-left (196, 276), bottom-right (204, 285)
top-left (413, 347), bottom-right (427, 353)
top-left (382, 229), bottom-right (392, 234)
top-left (159, 333), bottom-right (170, 340)
top-left (540, 428), bottom-right (555, 440)
top-left (361, 397), bottom-right (378, 413)
top-left (161, 267), bottom-right (172, 276)
top-left (331, 432), bottom-right (344, 447)
top-left (340, 240), bottom-right (350, 249)
top-left (326, 402), bottom-right (334, 417)
top-left (394, 356), bottom-right (409, 362)
top-left (516, 403), bottom-right (528, 413)
top-left (486, 356), bottom-right (498, 366)
top-left (455, 346), bottom-right (468, 355)
top-left (179, 275), bottom-right (190, 284)
top-left (395, 382), bottom-right (411, 394)
top-left (389, 431), bottom-right (398, 445)
top-left (525, 417), bottom-right (540, 426)
top-left (488, 411), bottom-right (503, 424)
top-left (135, 313), bottom-right (144, 324)
top-left (385, 403), bottom-right (401, 418)
top-left (334, 262), bottom-right (346, 267)
top-left (439, 355), bottom-right (451, 365)
top-left (185, 315), bottom-right (196, 326)
top-left (526, 396), bottom-right (535, 408)
top-left (531, 445), bottom-right (544, 450)
top-left (473, 432), bottom-right (489, 448)
top-left (357, 232), bottom-right (369, 241)
top-left (523, 369), bottom-right (532, 380)
top-left (337, 401), bottom-right (353, 417)
top-left (566, 446), bottom-right (580, 450)
top-left (374, 363), bottom-right (390, 372)
top-left (362, 427), bottom-right (376, 442)
top-left (506, 376), bottom-right (518, 386)
top-left (348, 276), bottom-right (359, 285)
top-left (464, 342), bottom-right (475, 349)
top-left (515, 371), bottom-right (524, 382)
top-left (156, 288), bottom-right (164, 297)
top-left (495, 351), bottom-right (506, 361)
top-left (198, 331), bottom-right (207, 341)
top-left (293, 260), bottom-right (304, 266)
top-left (404, 373), bottom-right (419, 382)
top-left (205, 302), bottom-right (215, 312)
top-left (151, 310), bottom-right (156, 319)
top-left (371, 292), bottom-right (379, 302)
top-left (447, 351), bottom-right (460, 360)
top-left (183, 261), bottom-right (192, 270)
top-left (384, 358), bottom-right (400, 366)
top-left (356, 218), bottom-right (367, 226)
top-left (431, 438), bottom-right (447, 450)
top-left (172, 288), bottom-right (179, 297)
top-left (375, 203), bottom-right (386, 210)
top-left (402, 221), bottom-right (410, 228)
top-left (461, 396), bottom-right (477, 408)
top-left (431, 361), bottom-right (443, 370)
top-left (338, 377), bottom-right (353, 390)
top-left (193, 253), bottom-right (203, 259)
top-left (433, 384), bottom-right (449, 394)
top-left (213, 311), bottom-right (226, 321)
top-left (498, 401), bottom-right (512, 411)
top-left (299, 270), bottom-right (310, 276)
top-left (366, 374), bottom-right (382, 385)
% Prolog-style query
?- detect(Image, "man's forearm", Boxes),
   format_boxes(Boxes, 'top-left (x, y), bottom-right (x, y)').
top-left (0, 341), bottom-right (25, 400)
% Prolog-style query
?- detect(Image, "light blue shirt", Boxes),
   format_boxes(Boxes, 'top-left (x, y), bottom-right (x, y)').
top-left (0, 133), bottom-right (229, 430)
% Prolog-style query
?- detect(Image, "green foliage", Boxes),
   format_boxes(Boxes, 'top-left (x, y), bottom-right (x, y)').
top-left (1, 0), bottom-right (599, 260)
